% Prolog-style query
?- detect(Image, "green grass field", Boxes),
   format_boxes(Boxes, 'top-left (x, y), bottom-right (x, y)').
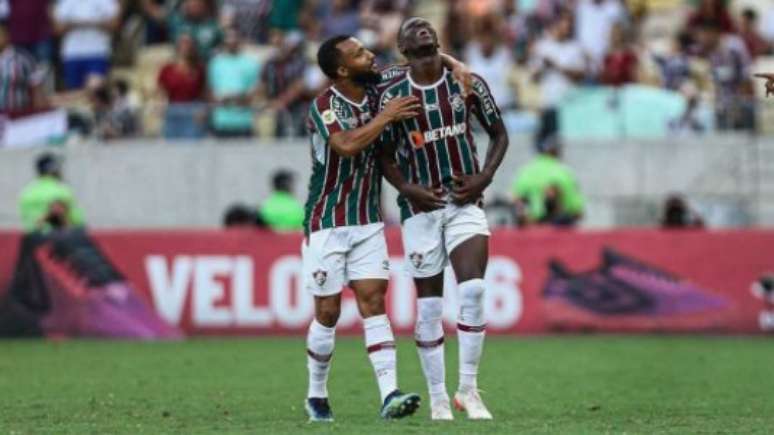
top-left (1, 336), bottom-right (773, 434)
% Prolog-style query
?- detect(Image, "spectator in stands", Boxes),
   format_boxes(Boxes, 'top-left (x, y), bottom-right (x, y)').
top-left (18, 153), bottom-right (85, 233)
top-left (261, 30), bottom-right (310, 137)
top-left (502, 0), bottom-right (536, 63)
top-left (259, 169), bottom-right (304, 232)
top-left (511, 135), bottom-right (584, 227)
top-left (89, 77), bottom-right (140, 140)
top-left (697, 20), bottom-right (755, 131)
top-left (739, 8), bottom-right (771, 59)
top-left (53, 0), bottom-right (120, 90)
top-left (143, 0), bottom-right (222, 60)
top-left (600, 22), bottom-right (638, 86)
top-left (7, 0), bottom-right (54, 64)
top-left (223, 203), bottom-right (266, 228)
top-left (443, 0), bottom-right (474, 58)
top-left (444, 0), bottom-right (511, 57)
top-left (268, 0), bottom-right (307, 32)
top-left (317, 0), bottom-right (361, 41)
top-left (140, 0), bottom-right (169, 44)
top-left (653, 32), bottom-right (694, 91)
top-left (531, 12), bottom-right (586, 139)
top-left (465, 14), bottom-right (517, 110)
top-left (219, 0), bottom-right (272, 43)
top-left (668, 82), bottom-right (707, 135)
top-left (533, 0), bottom-right (572, 27)
top-left (360, 0), bottom-right (411, 63)
top-left (575, 0), bottom-right (626, 71)
top-left (661, 194), bottom-right (704, 229)
top-left (208, 27), bottom-right (260, 137)
top-left (685, 0), bottom-right (735, 34)
top-left (0, 24), bottom-right (48, 116)
top-left (762, 5), bottom-right (774, 45)
top-left (158, 33), bottom-right (208, 139)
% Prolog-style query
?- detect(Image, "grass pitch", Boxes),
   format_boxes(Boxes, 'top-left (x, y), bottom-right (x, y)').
top-left (1, 336), bottom-right (773, 434)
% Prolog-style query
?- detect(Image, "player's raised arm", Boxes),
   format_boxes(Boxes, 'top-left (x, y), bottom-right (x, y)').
top-left (328, 96), bottom-right (420, 157)
top-left (451, 74), bottom-right (509, 205)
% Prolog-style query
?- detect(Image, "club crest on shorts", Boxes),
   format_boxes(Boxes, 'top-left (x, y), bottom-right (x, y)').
top-left (312, 269), bottom-right (328, 286)
top-left (409, 252), bottom-right (424, 269)
top-left (382, 260), bottom-right (390, 271)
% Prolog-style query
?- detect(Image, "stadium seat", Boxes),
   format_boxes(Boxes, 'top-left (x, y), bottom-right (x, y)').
top-left (135, 44), bottom-right (175, 101)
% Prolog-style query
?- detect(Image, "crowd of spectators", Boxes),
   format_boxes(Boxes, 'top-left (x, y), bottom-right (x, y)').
top-left (449, 0), bottom-right (774, 138)
top-left (0, 0), bottom-right (772, 143)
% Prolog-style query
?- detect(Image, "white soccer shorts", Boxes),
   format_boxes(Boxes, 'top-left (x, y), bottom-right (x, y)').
top-left (401, 203), bottom-right (490, 278)
top-left (302, 222), bottom-right (390, 297)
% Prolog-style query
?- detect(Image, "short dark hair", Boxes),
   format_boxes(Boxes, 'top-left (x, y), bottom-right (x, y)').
top-left (742, 8), bottom-right (757, 21)
top-left (36, 153), bottom-right (61, 176)
top-left (223, 203), bottom-right (258, 227)
top-left (317, 35), bottom-right (351, 79)
top-left (272, 169), bottom-right (294, 192)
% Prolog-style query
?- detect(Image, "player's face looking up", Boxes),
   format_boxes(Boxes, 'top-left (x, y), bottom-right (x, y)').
top-left (398, 18), bottom-right (440, 59)
top-left (336, 38), bottom-right (381, 85)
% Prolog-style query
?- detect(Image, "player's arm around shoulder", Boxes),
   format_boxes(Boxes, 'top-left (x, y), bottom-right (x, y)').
top-left (327, 95), bottom-right (420, 157)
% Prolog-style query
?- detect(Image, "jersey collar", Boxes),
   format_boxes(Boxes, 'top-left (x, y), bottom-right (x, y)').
top-left (407, 68), bottom-right (448, 90)
top-left (331, 86), bottom-right (368, 107)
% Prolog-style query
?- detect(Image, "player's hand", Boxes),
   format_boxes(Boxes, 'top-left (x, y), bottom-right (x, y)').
top-left (382, 96), bottom-right (421, 122)
top-left (400, 184), bottom-right (446, 212)
top-left (451, 63), bottom-right (473, 97)
top-left (450, 173), bottom-right (492, 206)
top-left (754, 73), bottom-right (774, 97)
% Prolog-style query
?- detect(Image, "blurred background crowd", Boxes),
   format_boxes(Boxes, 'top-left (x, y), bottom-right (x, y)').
top-left (2, 0), bottom-right (774, 142)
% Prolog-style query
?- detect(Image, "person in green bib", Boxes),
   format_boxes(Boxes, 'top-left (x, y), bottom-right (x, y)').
top-left (259, 169), bottom-right (304, 232)
top-left (18, 153), bottom-right (85, 233)
top-left (512, 135), bottom-right (584, 226)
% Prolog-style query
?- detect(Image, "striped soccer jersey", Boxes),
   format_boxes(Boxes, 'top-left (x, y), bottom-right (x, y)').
top-left (377, 68), bottom-right (503, 222)
top-left (303, 86), bottom-right (382, 236)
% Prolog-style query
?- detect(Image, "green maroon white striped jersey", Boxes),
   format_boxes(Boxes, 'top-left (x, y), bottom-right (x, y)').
top-left (303, 86), bottom-right (382, 236)
top-left (378, 69), bottom-right (503, 222)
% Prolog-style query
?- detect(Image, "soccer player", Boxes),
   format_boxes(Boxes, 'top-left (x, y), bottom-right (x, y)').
top-left (301, 35), bottom-right (424, 422)
top-left (377, 18), bottom-right (509, 420)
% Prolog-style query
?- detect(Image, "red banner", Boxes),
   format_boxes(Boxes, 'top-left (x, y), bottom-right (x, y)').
top-left (1, 229), bottom-right (772, 335)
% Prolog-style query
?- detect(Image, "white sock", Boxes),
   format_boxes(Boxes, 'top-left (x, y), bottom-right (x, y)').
top-left (306, 319), bottom-right (335, 399)
top-left (457, 278), bottom-right (486, 393)
top-left (364, 314), bottom-right (397, 403)
top-left (415, 297), bottom-right (448, 404)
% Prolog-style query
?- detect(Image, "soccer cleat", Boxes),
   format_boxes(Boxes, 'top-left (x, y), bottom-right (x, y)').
top-left (453, 389), bottom-right (493, 420)
top-left (542, 248), bottom-right (732, 332)
top-left (430, 397), bottom-right (454, 420)
top-left (305, 397), bottom-right (333, 422)
top-left (380, 390), bottom-right (421, 419)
